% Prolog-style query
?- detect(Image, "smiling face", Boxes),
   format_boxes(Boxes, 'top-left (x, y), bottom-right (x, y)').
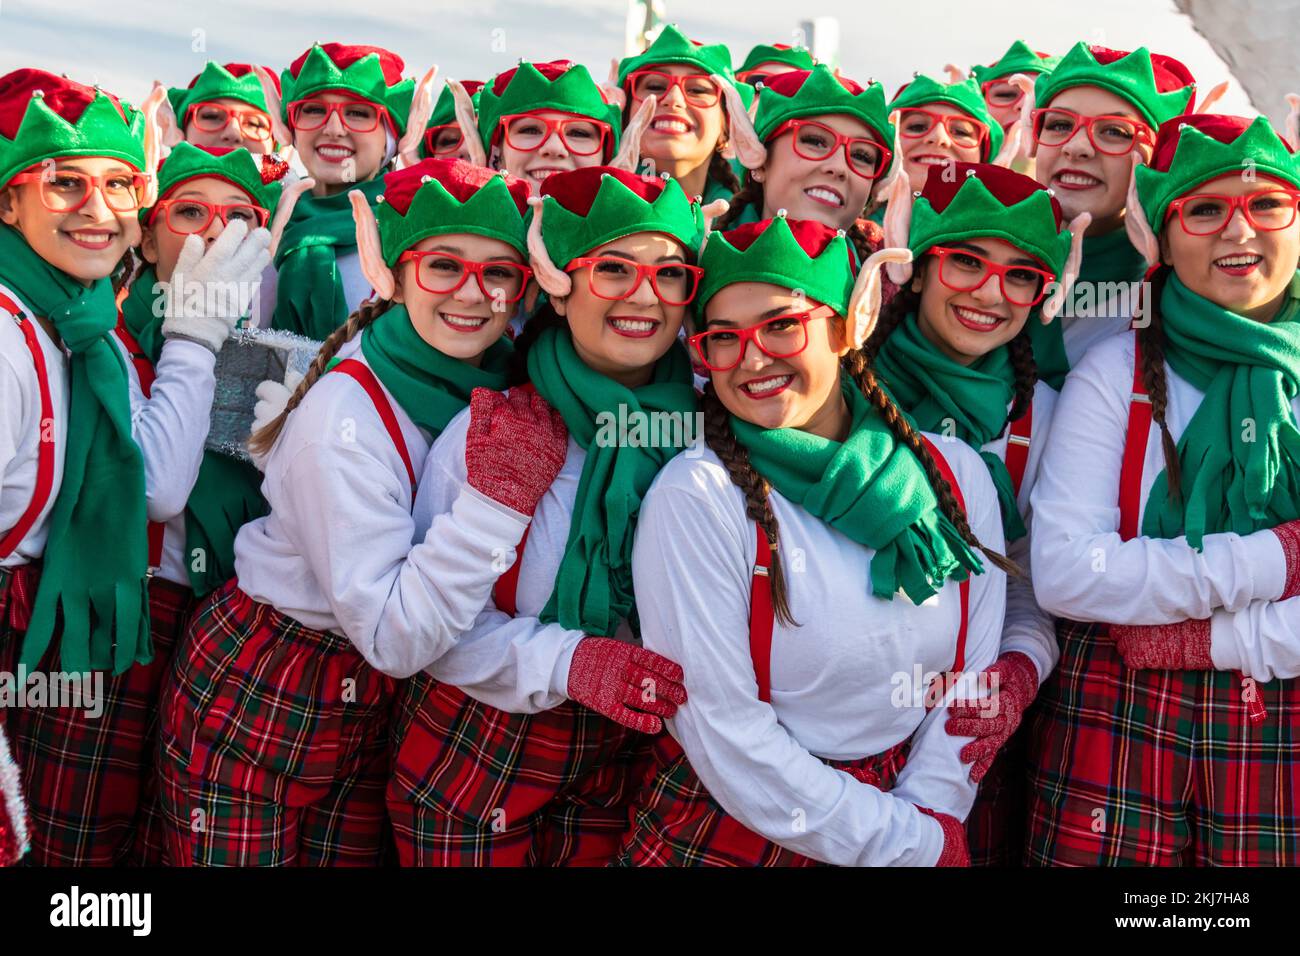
top-left (184, 96), bottom-right (275, 154)
top-left (635, 64), bottom-right (728, 172)
top-left (553, 231), bottom-right (689, 388)
top-left (703, 281), bottom-right (850, 437)
top-left (898, 103), bottom-right (987, 192)
top-left (756, 113), bottom-right (880, 230)
top-left (1160, 174), bottom-right (1300, 322)
top-left (393, 232), bottom-right (524, 363)
top-left (494, 110), bottom-right (607, 194)
top-left (1031, 85), bottom-right (1153, 234)
top-left (913, 238), bottom-right (1041, 365)
top-left (141, 175), bottom-right (260, 281)
top-left (0, 156), bottom-right (143, 283)
top-left (291, 91), bottom-right (390, 194)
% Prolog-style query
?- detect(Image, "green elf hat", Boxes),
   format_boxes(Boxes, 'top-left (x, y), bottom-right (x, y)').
top-left (144, 142), bottom-right (287, 222)
top-left (970, 40), bottom-right (1060, 86)
top-left (617, 23), bottom-right (735, 85)
top-left (476, 61), bottom-right (621, 157)
top-left (167, 62), bottom-right (277, 125)
top-left (419, 79), bottom-right (483, 159)
top-left (374, 157), bottom-right (531, 265)
top-left (1033, 43), bottom-right (1196, 128)
top-left (890, 74), bottom-right (1003, 161)
top-left (280, 42), bottom-right (415, 135)
top-left (753, 66), bottom-right (894, 148)
top-left (1134, 114), bottom-right (1300, 234)
top-left (909, 162), bottom-right (1072, 277)
top-left (0, 68), bottom-right (145, 188)
top-left (738, 42), bottom-right (815, 78)
top-left (698, 214), bottom-right (856, 314)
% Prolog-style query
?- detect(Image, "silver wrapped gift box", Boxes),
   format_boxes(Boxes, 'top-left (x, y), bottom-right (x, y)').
top-left (207, 327), bottom-right (322, 462)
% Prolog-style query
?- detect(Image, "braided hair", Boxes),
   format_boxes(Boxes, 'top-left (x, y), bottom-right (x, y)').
top-left (1136, 263), bottom-right (1182, 500)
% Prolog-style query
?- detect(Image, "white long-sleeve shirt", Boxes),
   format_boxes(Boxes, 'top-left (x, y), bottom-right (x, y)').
top-left (234, 335), bottom-right (529, 678)
top-left (631, 437), bottom-right (1006, 867)
top-left (1059, 276), bottom-right (1138, 369)
top-left (1031, 332), bottom-right (1289, 673)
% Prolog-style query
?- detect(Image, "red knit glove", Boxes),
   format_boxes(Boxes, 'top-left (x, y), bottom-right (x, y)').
top-left (915, 806), bottom-right (969, 867)
top-left (1272, 519), bottom-right (1300, 600)
top-left (566, 637), bottom-right (688, 734)
top-left (465, 385), bottom-right (568, 517)
top-left (1111, 619), bottom-right (1213, 670)
top-left (945, 651), bottom-right (1039, 783)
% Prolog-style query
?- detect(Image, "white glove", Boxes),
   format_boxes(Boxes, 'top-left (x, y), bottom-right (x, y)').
top-left (247, 367), bottom-right (303, 472)
top-left (161, 220), bottom-right (273, 353)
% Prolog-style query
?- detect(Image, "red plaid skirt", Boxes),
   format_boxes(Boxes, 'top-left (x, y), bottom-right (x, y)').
top-left (965, 723), bottom-right (1030, 867)
top-left (387, 676), bottom-right (651, 866)
top-left (157, 581), bottom-right (397, 866)
top-left (1026, 618), bottom-right (1300, 866)
top-left (614, 733), bottom-right (910, 867)
top-left (0, 566), bottom-right (191, 866)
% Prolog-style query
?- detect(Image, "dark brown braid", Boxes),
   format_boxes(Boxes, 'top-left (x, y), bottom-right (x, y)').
top-left (863, 282), bottom-right (919, 361)
top-left (1005, 329), bottom-right (1038, 428)
top-left (702, 382), bottom-right (798, 627)
top-left (247, 297), bottom-right (395, 456)
top-left (715, 173), bottom-right (761, 230)
top-left (846, 220), bottom-right (880, 270)
top-left (842, 348), bottom-right (1021, 577)
top-left (1137, 263), bottom-right (1182, 501)
top-left (708, 150), bottom-right (741, 196)
top-left (507, 300), bottom-right (565, 386)
top-left (112, 247), bottom-right (137, 296)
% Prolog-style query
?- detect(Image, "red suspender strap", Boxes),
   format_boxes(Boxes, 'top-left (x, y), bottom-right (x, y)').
top-left (749, 523), bottom-right (775, 703)
top-left (111, 315), bottom-right (166, 571)
top-left (1005, 403), bottom-right (1033, 499)
top-left (0, 293), bottom-right (55, 560)
top-left (920, 436), bottom-right (970, 674)
top-left (1118, 332), bottom-right (1151, 542)
top-left (493, 525), bottom-right (530, 617)
top-left (328, 358), bottom-right (416, 494)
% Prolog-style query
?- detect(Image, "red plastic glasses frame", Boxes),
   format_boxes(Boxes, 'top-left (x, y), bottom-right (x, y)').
top-left (1029, 108), bottom-right (1154, 156)
top-left (688, 310), bottom-right (831, 372)
top-left (565, 256), bottom-right (704, 306)
top-left (288, 97), bottom-right (390, 133)
top-left (770, 119), bottom-right (893, 179)
top-left (1164, 189), bottom-right (1300, 236)
top-left (397, 250), bottom-right (533, 303)
top-left (981, 78), bottom-right (1026, 107)
top-left (897, 108), bottom-right (990, 150)
top-left (625, 70), bottom-right (723, 108)
top-left (498, 113), bottom-right (611, 156)
top-left (929, 245), bottom-right (1056, 307)
top-left (9, 167), bottom-right (149, 213)
top-left (423, 123), bottom-right (464, 155)
top-left (187, 101), bottom-right (274, 140)
top-left (150, 198), bottom-right (270, 234)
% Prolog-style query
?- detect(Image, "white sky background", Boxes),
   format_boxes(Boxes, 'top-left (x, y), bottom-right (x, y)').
top-left (0, 0), bottom-right (1269, 118)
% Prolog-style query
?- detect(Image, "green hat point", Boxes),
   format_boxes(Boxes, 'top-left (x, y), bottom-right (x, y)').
top-left (754, 65), bottom-right (894, 148)
top-left (739, 43), bottom-right (815, 75)
top-left (1033, 43), bottom-right (1195, 128)
top-left (146, 142), bottom-right (282, 221)
top-left (617, 24), bottom-right (735, 85)
top-left (476, 62), bottom-right (621, 156)
top-left (167, 62), bottom-right (271, 124)
top-left (890, 74), bottom-right (1004, 161)
top-left (280, 44), bottom-right (415, 135)
top-left (970, 40), bottom-right (1060, 86)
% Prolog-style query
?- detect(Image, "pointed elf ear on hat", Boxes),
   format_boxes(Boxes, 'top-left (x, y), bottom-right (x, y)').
top-left (601, 58), bottom-right (627, 112)
top-left (1124, 151), bottom-right (1161, 267)
top-left (611, 95), bottom-right (655, 172)
top-left (254, 66), bottom-right (294, 148)
top-left (944, 63), bottom-right (969, 85)
top-left (1196, 80), bottom-right (1229, 115)
top-left (396, 66), bottom-right (439, 170)
top-left (1285, 94), bottom-right (1300, 150)
top-left (1041, 211), bottom-right (1091, 323)
top-left (714, 74), bottom-right (767, 169)
top-left (449, 80), bottom-right (487, 168)
top-left (152, 81), bottom-right (184, 150)
top-left (140, 83), bottom-right (170, 206)
top-left (991, 73), bottom-right (1035, 168)
top-left (526, 196), bottom-right (572, 297)
top-left (848, 246), bottom-right (913, 347)
top-left (268, 175), bottom-right (315, 259)
top-left (882, 171), bottom-right (917, 284)
top-left (351, 189), bottom-right (395, 300)
top-left (701, 198), bottom-right (730, 233)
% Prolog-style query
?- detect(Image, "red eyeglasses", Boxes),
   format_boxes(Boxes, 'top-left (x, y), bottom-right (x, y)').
top-left (288, 97), bottom-right (390, 133)
top-left (397, 250), bottom-right (533, 303)
top-left (898, 108), bottom-right (989, 151)
top-left (981, 79), bottom-right (1026, 109)
top-left (9, 167), bottom-right (150, 213)
top-left (771, 119), bottom-right (892, 179)
top-left (929, 246), bottom-right (1056, 307)
top-left (150, 198), bottom-right (270, 234)
top-left (688, 309), bottom-right (831, 372)
top-left (423, 124), bottom-right (465, 156)
top-left (1165, 189), bottom-right (1300, 236)
top-left (498, 114), bottom-right (610, 156)
top-left (625, 70), bottom-right (722, 109)
top-left (187, 101), bottom-right (274, 141)
top-left (565, 257), bottom-right (703, 306)
top-left (1030, 108), bottom-right (1153, 156)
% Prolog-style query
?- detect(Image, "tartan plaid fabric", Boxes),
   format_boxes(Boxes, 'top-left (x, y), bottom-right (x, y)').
top-left (1026, 618), bottom-right (1300, 866)
top-left (614, 732), bottom-right (910, 867)
top-left (0, 571), bottom-right (190, 866)
top-left (156, 581), bottom-right (397, 866)
top-left (0, 564), bottom-right (39, 634)
top-left (965, 724), bottom-right (1030, 867)
top-left (386, 677), bottom-right (648, 866)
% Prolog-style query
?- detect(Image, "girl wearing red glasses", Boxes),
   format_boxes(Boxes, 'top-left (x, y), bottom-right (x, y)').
top-left (615, 214), bottom-right (1008, 866)
top-left (162, 62), bottom-right (281, 155)
top-left (868, 163), bottom-right (1086, 865)
top-left (386, 166), bottom-right (708, 866)
top-left (888, 75), bottom-right (1010, 196)
top-left (418, 80), bottom-right (483, 164)
top-left (1026, 114), bottom-right (1300, 866)
top-left (0, 71), bottom-right (270, 866)
top-left (971, 41), bottom-right (1060, 139)
top-left (156, 158), bottom-right (564, 866)
top-left (1027, 43), bottom-right (1198, 388)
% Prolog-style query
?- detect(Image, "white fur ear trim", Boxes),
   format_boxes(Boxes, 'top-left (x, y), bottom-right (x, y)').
top-left (1041, 211), bottom-right (1091, 323)
top-left (1123, 151), bottom-right (1160, 268)
top-left (714, 74), bottom-right (767, 170)
top-left (350, 190), bottom-right (395, 300)
top-left (944, 63), bottom-right (969, 85)
top-left (701, 199), bottom-right (730, 233)
top-left (268, 177), bottom-right (315, 259)
top-left (611, 95), bottom-right (655, 172)
top-left (849, 247), bottom-right (913, 348)
top-left (600, 58), bottom-right (627, 111)
top-left (396, 65), bottom-right (439, 170)
top-left (882, 172), bottom-right (916, 284)
top-left (526, 197), bottom-right (572, 297)
top-left (1284, 94), bottom-right (1300, 151)
top-left (449, 80), bottom-right (487, 168)
top-left (1196, 80), bottom-right (1229, 115)
top-left (254, 66), bottom-right (294, 149)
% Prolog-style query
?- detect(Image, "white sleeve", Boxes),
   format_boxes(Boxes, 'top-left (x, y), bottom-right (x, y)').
top-left (891, 449), bottom-right (1006, 821)
top-left (1030, 337), bottom-right (1284, 625)
top-left (0, 358), bottom-right (23, 488)
top-left (272, 437), bottom-right (530, 678)
top-left (632, 474), bottom-right (945, 868)
top-left (1000, 521), bottom-right (1056, 682)
top-left (126, 338), bottom-right (216, 522)
top-left (1210, 598), bottom-right (1300, 682)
